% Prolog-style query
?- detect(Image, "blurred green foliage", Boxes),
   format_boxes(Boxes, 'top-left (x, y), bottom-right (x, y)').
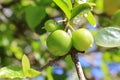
top-left (0, 0), bottom-right (120, 80)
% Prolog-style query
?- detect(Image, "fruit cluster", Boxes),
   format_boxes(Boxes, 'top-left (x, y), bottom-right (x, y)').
top-left (44, 20), bottom-right (94, 56)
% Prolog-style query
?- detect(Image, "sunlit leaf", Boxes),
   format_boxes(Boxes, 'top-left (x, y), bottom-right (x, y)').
top-left (25, 68), bottom-right (40, 78)
top-left (46, 67), bottom-right (54, 80)
top-left (53, 0), bottom-right (72, 19)
top-left (22, 55), bottom-right (30, 74)
top-left (10, 44), bottom-right (23, 60)
top-left (71, 3), bottom-right (91, 19)
top-left (112, 54), bottom-right (120, 62)
top-left (22, 55), bottom-right (40, 78)
top-left (67, 0), bottom-right (72, 10)
top-left (25, 5), bottom-right (46, 30)
top-left (0, 66), bottom-right (24, 79)
top-left (95, 0), bottom-right (103, 13)
top-left (21, 0), bottom-right (35, 6)
top-left (101, 60), bottom-right (113, 80)
top-left (95, 27), bottom-right (120, 47)
top-left (64, 55), bottom-right (74, 70)
top-left (84, 12), bottom-right (96, 27)
top-left (31, 40), bottom-right (40, 51)
top-left (103, 51), bottom-right (112, 62)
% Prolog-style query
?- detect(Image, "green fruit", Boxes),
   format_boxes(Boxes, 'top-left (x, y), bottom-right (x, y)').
top-left (46, 30), bottom-right (72, 56)
top-left (44, 19), bottom-right (58, 32)
top-left (72, 28), bottom-right (94, 51)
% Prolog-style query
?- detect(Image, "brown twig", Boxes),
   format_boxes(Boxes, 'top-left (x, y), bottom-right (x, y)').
top-left (39, 48), bottom-right (86, 80)
top-left (39, 52), bottom-right (69, 71)
top-left (70, 49), bottom-right (86, 80)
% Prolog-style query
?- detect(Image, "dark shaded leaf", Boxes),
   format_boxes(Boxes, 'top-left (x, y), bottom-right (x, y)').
top-left (25, 5), bottom-right (46, 30)
top-left (71, 3), bottom-right (91, 19)
top-left (113, 10), bottom-right (120, 26)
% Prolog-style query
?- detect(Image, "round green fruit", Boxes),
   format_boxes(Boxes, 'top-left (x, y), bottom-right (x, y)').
top-left (44, 19), bottom-right (58, 32)
top-left (46, 30), bottom-right (72, 56)
top-left (72, 28), bottom-right (94, 51)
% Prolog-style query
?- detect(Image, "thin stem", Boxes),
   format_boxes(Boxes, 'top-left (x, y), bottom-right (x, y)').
top-left (70, 49), bottom-right (86, 80)
top-left (39, 53), bottom-right (69, 71)
top-left (39, 48), bottom-right (86, 80)
top-left (66, 22), bottom-right (75, 31)
top-left (57, 18), bottom-right (67, 23)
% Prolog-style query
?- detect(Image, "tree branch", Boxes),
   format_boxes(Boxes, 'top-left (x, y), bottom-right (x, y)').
top-left (39, 48), bottom-right (86, 80)
top-left (39, 52), bottom-right (69, 71)
top-left (70, 49), bottom-right (86, 80)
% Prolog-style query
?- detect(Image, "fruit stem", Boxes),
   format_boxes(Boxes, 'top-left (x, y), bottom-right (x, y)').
top-left (39, 53), bottom-right (69, 71)
top-left (70, 49), bottom-right (86, 80)
top-left (57, 18), bottom-right (67, 23)
top-left (66, 22), bottom-right (75, 32)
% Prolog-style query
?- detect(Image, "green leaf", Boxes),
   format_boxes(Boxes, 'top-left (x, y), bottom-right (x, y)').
top-left (71, 3), bottom-right (91, 19)
top-left (25, 68), bottom-right (40, 78)
top-left (22, 55), bottom-right (40, 78)
top-left (67, 0), bottom-right (72, 10)
top-left (99, 17), bottom-right (113, 27)
top-left (46, 67), bottom-right (54, 80)
top-left (53, 0), bottom-right (72, 19)
top-left (64, 55), bottom-right (74, 70)
top-left (101, 60), bottom-right (113, 80)
top-left (103, 51), bottom-right (112, 62)
top-left (95, 0), bottom-right (103, 13)
top-left (25, 5), bottom-right (46, 30)
top-left (0, 66), bottom-right (24, 79)
top-left (95, 27), bottom-right (120, 47)
top-left (84, 12), bottom-right (96, 27)
top-left (22, 55), bottom-right (30, 74)
top-left (112, 54), bottom-right (120, 62)
top-left (112, 10), bottom-right (120, 26)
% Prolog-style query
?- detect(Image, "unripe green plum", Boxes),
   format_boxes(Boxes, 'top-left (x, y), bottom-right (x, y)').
top-left (46, 30), bottom-right (72, 56)
top-left (44, 20), bottom-right (58, 32)
top-left (72, 28), bottom-right (94, 51)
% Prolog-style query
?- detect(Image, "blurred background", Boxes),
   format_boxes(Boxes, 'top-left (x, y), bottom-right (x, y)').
top-left (0, 0), bottom-right (120, 80)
